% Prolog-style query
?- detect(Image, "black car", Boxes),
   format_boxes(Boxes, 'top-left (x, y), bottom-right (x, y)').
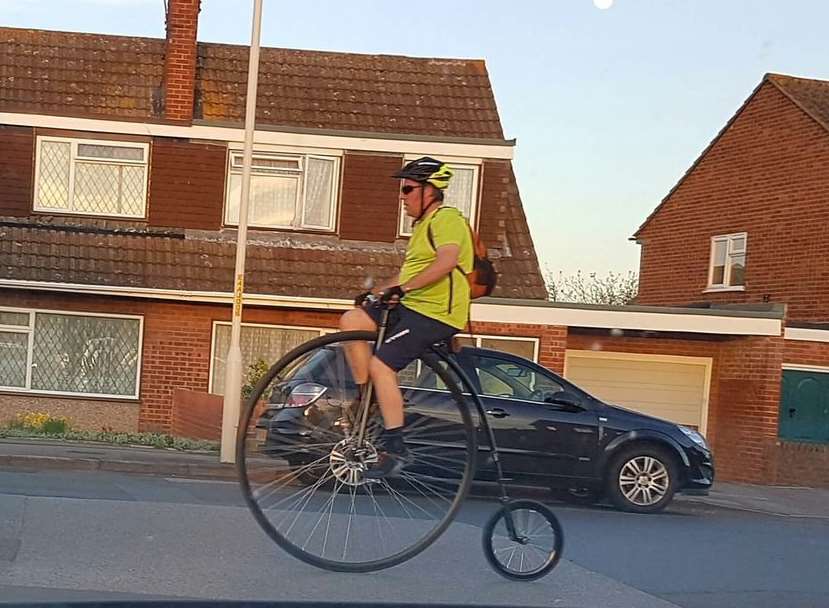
top-left (257, 345), bottom-right (714, 514)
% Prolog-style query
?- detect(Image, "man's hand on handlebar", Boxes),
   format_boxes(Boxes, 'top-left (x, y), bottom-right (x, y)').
top-left (354, 285), bottom-right (406, 308)
top-left (380, 285), bottom-right (406, 304)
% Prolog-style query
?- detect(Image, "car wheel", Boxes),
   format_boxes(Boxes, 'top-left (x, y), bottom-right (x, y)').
top-left (606, 444), bottom-right (677, 514)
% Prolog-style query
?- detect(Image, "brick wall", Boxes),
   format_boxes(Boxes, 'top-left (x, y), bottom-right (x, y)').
top-left (136, 302), bottom-right (340, 432)
top-left (716, 336), bottom-right (784, 483)
top-left (0, 394), bottom-right (139, 432)
top-left (0, 125), bottom-right (34, 217)
top-left (637, 81), bottom-right (829, 322)
top-left (339, 152), bottom-right (403, 242)
top-left (775, 441), bottom-right (829, 487)
top-left (163, 0), bottom-right (200, 122)
top-left (784, 338), bottom-right (829, 366)
top-left (147, 138), bottom-right (227, 229)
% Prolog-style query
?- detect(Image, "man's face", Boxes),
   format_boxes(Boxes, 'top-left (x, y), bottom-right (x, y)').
top-left (400, 179), bottom-right (437, 218)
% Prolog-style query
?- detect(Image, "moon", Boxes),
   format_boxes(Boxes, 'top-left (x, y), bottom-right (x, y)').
top-left (593, 0), bottom-right (614, 9)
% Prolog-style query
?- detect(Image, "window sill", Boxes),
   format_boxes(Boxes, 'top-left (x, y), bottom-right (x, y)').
top-left (0, 388), bottom-right (140, 403)
top-left (703, 286), bottom-right (746, 294)
top-left (224, 225), bottom-right (337, 235)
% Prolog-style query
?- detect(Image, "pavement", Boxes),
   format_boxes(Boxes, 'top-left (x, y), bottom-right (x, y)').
top-left (0, 437), bottom-right (237, 479)
top-left (2, 437), bottom-right (828, 519)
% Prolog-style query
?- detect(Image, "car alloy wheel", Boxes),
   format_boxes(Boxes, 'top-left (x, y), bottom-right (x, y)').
top-left (618, 455), bottom-right (669, 506)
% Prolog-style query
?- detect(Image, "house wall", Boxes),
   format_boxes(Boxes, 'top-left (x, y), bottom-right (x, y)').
top-left (339, 152), bottom-right (404, 242)
top-left (636, 82), bottom-right (829, 323)
top-left (147, 138), bottom-right (227, 229)
top-left (0, 125), bottom-right (34, 217)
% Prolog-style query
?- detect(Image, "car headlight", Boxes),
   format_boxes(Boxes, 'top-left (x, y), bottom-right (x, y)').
top-left (678, 425), bottom-right (709, 449)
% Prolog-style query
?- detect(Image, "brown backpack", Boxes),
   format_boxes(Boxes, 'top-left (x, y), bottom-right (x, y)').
top-left (426, 208), bottom-right (497, 300)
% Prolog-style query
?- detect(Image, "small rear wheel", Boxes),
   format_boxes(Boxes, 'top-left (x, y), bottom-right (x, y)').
top-left (483, 499), bottom-right (564, 581)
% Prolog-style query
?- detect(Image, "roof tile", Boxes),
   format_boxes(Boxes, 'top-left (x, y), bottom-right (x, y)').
top-left (1, 26), bottom-right (504, 140)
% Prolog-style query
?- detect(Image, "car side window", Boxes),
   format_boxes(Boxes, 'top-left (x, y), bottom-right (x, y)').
top-left (473, 355), bottom-right (564, 402)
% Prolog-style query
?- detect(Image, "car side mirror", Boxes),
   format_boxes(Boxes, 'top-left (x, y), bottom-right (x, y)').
top-left (545, 391), bottom-right (584, 411)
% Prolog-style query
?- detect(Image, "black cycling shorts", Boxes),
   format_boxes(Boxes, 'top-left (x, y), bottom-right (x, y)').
top-left (361, 304), bottom-right (458, 372)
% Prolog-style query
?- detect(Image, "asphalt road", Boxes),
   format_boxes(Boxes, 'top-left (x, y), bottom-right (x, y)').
top-left (1, 469), bottom-right (828, 608)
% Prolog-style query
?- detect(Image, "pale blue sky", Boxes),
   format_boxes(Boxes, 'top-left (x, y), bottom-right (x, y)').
top-left (4, 0), bottom-right (829, 278)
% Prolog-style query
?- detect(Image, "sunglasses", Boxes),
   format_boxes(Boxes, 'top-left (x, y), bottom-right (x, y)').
top-left (401, 185), bottom-right (423, 195)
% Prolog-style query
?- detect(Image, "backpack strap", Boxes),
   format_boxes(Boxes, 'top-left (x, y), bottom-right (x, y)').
top-left (425, 207), bottom-right (468, 315)
top-left (426, 209), bottom-right (477, 339)
top-left (425, 207), bottom-right (469, 274)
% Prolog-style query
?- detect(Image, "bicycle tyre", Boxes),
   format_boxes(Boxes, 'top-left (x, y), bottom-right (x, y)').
top-left (237, 330), bottom-right (477, 572)
top-left (483, 499), bottom-right (564, 581)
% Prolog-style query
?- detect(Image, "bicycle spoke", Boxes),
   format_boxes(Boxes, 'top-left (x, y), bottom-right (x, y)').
top-left (239, 335), bottom-right (475, 571)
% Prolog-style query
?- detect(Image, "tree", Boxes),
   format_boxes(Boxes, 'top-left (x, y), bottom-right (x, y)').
top-left (546, 269), bottom-right (638, 306)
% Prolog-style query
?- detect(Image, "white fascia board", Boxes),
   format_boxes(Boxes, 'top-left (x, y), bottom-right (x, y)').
top-left (0, 279), bottom-right (782, 336)
top-left (0, 280), bottom-right (352, 311)
top-left (0, 112), bottom-right (514, 160)
top-left (470, 302), bottom-right (781, 336)
top-left (785, 327), bottom-right (829, 343)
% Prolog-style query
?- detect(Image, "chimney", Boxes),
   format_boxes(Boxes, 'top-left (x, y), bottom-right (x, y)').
top-left (162, 0), bottom-right (201, 122)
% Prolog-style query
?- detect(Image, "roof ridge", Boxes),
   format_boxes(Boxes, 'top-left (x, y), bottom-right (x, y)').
top-left (0, 25), bottom-right (162, 44)
top-left (199, 39), bottom-right (487, 65)
top-left (766, 72), bottom-right (829, 85)
top-left (0, 25), bottom-right (487, 66)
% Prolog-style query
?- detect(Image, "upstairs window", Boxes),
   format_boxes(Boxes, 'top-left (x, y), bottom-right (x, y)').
top-left (224, 151), bottom-right (340, 231)
top-left (34, 136), bottom-right (149, 219)
top-left (708, 233), bottom-right (746, 289)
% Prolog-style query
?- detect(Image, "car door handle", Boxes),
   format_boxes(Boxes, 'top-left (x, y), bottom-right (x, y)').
top-left (485, 408), bottom-right (510, 418)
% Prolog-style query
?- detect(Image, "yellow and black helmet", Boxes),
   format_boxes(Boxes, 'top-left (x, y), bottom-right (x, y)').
top-left (393, 156), bottom-right (453, 190)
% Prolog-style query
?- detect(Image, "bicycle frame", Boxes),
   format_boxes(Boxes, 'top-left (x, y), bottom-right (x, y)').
top-left (357, 304), bottom-right (523, 542)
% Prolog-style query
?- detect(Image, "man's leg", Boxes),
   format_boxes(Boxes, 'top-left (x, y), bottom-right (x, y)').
top-left (339, 307), bottom-right (376, 388)
top-left (368, 356), bottom-right (404, 429)
top-left (363, 355), bottom-right (409, 479)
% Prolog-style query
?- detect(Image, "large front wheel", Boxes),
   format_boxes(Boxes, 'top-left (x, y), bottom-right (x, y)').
top-left (237, 330), bottom-right (477, 572)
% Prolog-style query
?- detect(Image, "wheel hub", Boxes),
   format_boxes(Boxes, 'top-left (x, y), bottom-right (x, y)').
top-left (329, 439), bottom-right (377, 486)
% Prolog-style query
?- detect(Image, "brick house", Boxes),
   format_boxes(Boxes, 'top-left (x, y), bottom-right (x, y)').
top-left (627, 73), bottom-right (829, 486)
top-left (2, 2), bottom-right (824, 488)
top-left (0, 1), bottom-right (551, 434)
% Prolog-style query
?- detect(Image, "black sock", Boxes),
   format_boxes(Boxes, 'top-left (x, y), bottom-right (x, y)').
top-left (382, 427), bottom-right (405, 454)
top-left (355, 382), bottom-right (368, 401)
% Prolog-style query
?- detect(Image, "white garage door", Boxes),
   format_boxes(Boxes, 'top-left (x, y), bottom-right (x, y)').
top-left (564, 351), bottom-right (711, 433)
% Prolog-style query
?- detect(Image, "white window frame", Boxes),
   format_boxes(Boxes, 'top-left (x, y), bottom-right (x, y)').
top-left (398, 156), bottom-right (482, 237)
top-left (0, 306), bottom-right (143, 400)
top-left (33, 136), bottom-right (150, 219)
top-left (223, 145), bottom-right (342, 232)
top-left (456, 334), bottom-right (539, 362)
top-left (208, 321), bottom-right (329, 394)
top-left (706, 232), bottom-right (747, 291)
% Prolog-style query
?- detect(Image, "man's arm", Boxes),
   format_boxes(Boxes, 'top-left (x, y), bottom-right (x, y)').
top-left (401, 244), bottom-right (460, 293)
top-left (376, 273), bottom-right (401, 293)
